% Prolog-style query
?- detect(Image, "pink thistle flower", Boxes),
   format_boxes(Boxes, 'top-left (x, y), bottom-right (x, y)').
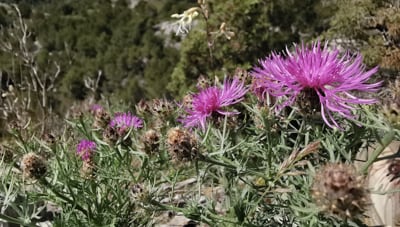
top-left (110, 112), bottom-right (143, 134)
top-left (251, 41), bottom-right (382, 128)
top-left (76, 140), bottom-right (96, 161)
top-left (182, 78), bottom-right (247, 130)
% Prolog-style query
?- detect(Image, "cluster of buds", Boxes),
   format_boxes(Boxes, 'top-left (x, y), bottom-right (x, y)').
top-left (136, 99), bottom-right (175, 129)
top-left (149, 99), bottom-right (175, 119)
top-left (21, 153), bottom-right (47, 179)
top-left (166, 127), bottom-right (199, 162)
top-left (311, 163), bottom-right (367, 219)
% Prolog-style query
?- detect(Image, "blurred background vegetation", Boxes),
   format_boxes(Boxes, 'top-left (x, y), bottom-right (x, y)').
top-left (0, 0), bottom-right (399, 137)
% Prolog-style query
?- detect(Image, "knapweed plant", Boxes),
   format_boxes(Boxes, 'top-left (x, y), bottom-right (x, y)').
top-left (0, 29), bottom-right (399, 227)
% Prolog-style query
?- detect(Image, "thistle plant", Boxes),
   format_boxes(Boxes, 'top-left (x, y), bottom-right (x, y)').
top-left (1, 38), bottom-right (398, 227)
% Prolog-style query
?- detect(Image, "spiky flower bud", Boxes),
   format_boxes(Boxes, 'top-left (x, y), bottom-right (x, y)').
top-left (166, 127), bottom-right (198, 162)
top-left (93, 111), bottom-right (111, 130)
top-left (196, 75), bottom-right (211, 90)
top-left (103, 127), bottom-right (119, 144)
top-left (135, 99), bottom-right (150, 117)
top-left (21, 153), bottom-right (47, 179)
top-left (311, 163), bottom-right (367, 219)
top-left (181, 94), bottom-right (193, 108)
top-left (42, 133), bottom-right (56, 145)
top-left (149, 99), bottom-right (174, 117)
top-left (130, 183), bottom-right (144, 201)
top-left (141, 129), bottom-right (160, 155)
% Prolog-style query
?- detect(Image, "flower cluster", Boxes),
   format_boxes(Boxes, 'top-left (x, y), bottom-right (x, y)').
top-left (182, 78), bottom-right (247, 130)
top-left (76, 139), bottom-right (96, 162)
top-left (110, 112), bottom-right (143, 134)
top-left (252, 41), bottom-right (381, 128)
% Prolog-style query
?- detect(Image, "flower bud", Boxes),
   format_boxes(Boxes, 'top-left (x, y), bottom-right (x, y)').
top-left (21, 153), bottom-right (47, 179)
top-left (166, 127), bottom-right (198, 162)
top-left (311, 163), bottom-right (367, 219)
top-left (141, 129), bottom-right (160, 155)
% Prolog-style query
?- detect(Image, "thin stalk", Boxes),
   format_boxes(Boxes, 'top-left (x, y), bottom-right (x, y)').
top-left (219, 116), bottom-right (228, 152)
top-left (114, 146), bottom-right (137, 182)
top-left (199, 154), bottom-right (266, 178)
top-left (361, 130), bottom-right (395, 174)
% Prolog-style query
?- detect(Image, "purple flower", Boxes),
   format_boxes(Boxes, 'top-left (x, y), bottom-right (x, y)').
top-left (182, 78), bottom-right (247, 130)
top-left (76, 140), bottom-right (96, 161)
top-left (90, 104), bottom-right (103, 112)
top-left (251, 41), bottom-right (382, 128)
top-left (90, 104), bottom-right (104, 116)
top-left (110, 112), bottom-right (143, 134)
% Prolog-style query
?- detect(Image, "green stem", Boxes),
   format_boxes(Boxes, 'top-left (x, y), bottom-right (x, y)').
top-left (114, 146), bottom-right (137, 182)
top-left (361, 130), bottom-right (395, 174)
top-left (40, 178), bottom-right (88, 216)
top-left (15, 130), bottom-right (29, 153)
top-left (199, 155), bottom-right (266, 178)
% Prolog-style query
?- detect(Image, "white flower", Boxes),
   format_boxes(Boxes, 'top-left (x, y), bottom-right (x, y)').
top-left (171, 7), bottom-right (199, 35)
